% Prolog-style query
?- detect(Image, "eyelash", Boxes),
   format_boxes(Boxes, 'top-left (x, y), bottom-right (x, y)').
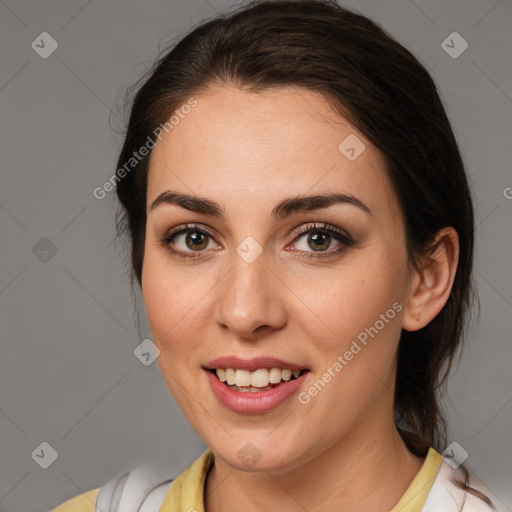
top-left (159, 222), bottom-right (355, 261)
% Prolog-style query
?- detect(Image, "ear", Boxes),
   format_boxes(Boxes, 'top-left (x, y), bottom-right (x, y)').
top-left (402, 226), bottom-right (459, 332)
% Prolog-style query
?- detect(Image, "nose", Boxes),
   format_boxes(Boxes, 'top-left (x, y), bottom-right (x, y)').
top-left (213, 250), bottom-right (288, 339)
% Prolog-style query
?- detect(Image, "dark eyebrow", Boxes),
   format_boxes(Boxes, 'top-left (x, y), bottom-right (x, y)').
top-left (148, 190), bottom-right (371, 220)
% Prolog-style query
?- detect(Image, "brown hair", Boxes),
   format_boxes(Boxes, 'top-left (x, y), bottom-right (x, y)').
top-left (113, 0), bottom-right (492, 507)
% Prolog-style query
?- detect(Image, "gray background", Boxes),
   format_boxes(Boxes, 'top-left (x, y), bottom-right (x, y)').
top-left (0, 0), bottom-right (510, 511)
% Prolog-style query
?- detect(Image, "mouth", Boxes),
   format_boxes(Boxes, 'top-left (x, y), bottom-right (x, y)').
top-left (203, 356), bottom-right (311, 413)
top-left (205, 367), bottom-right (310, 392)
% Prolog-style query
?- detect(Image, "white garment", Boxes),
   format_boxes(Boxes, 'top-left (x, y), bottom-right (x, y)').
top-left (422, 460), bottom-right (506, 512)
top-left (94, 457), bottom-right (506, 512)
top-left (94, 461), bottom-right (175, 512)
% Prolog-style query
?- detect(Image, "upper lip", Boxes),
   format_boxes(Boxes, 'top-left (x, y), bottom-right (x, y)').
top-left (204, 356), bottom-right (309, 372)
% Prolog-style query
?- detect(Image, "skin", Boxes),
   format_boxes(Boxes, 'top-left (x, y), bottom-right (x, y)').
top-left (142, 85), bottom-right (459, 512)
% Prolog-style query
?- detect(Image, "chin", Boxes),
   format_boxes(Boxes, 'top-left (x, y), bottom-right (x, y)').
top-left (211, 437), bottom-right (307, 474)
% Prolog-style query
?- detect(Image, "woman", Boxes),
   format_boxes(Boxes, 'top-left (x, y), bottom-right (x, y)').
top-left (50, 0), bottom-right (503, 510)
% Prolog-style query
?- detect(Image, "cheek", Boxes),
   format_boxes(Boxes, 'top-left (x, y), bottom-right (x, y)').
top-left (141, 247), bottom-right (215, 363)
top-left (142, 260), bottom-right (210, 409)
top-left (291, 246), bottom-right (408, 404)
top-left (295, 282), bottom-right (404, 439)
top-left (293, 255), bottom-right (406, 342)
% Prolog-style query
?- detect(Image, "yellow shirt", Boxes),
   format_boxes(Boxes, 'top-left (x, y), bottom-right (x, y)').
top-left (51, 447), bottom-right (443, 512)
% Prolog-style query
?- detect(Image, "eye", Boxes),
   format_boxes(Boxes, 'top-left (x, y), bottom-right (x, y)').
top-left (160, 222), bottom-right (355, 261)
top-left (288, 222), bottom-right (355, 259)
top-left (160, 224), bottom-right (218, 260)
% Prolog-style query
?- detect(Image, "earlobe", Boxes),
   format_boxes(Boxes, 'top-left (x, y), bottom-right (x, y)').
top-left (402, 227), bottom-right (459, 332)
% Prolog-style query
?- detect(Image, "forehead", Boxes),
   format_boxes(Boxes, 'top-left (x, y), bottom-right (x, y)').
top-left (147, 85), bottom-right (396, 218)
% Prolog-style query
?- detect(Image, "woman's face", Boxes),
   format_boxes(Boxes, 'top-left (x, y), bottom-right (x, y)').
top-left (142, 85), bottom-right (414, 472)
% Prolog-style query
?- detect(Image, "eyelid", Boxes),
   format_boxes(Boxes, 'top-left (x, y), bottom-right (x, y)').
top-left (291, 222), bottom-right (354, 244)
top-left (162, 223), bottom-right (216, 240)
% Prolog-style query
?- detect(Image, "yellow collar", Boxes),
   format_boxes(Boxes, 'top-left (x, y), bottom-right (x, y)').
top-left (160, 447), bottom-right (442, 512)
top-left (391, 448), bottom-right (443, 511)
top-left (160, 449), bottom-right (214, 511)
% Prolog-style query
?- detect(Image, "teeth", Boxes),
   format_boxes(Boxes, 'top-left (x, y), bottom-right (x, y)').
top-left (214, 367), bottom-right (305, 388)
top-left (226, 368), bottom-right (236, 385)
top-left (235, 370), bottom-right (251, 387)
top-left (269, 368), bottom-right (282, 384)
top-left (251, 369), bottom-right (269, 387)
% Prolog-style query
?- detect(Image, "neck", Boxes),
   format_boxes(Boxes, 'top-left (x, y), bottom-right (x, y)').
top-left (204, 413), bottom-right (424, 512)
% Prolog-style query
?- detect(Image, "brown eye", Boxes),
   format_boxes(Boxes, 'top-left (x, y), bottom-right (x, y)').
top-left (184, 231), bottom-right (209, 251)
top-left (160, 224), bottom-right (217, 259)
top-left (290, 222), bottom-right (355, 259)
top-left (307, 232), bottom-right (331, 251)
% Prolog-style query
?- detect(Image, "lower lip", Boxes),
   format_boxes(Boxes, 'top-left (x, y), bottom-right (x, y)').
top-left (204, 369), bottom-right (310, 414)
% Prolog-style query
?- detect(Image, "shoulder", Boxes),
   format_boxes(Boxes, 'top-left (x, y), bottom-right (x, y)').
top-left (423, 459), bottom-right (505, 512)
top-left (48, 461), bottom-right (176, 512)
top-left (50, 488), bottom-right (99, 512)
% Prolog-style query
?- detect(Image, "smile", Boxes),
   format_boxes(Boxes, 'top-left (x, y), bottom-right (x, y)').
top-left (212, 367), bottom-right (307, 391)
top-left (204, 367), bottom-right (310, 413)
